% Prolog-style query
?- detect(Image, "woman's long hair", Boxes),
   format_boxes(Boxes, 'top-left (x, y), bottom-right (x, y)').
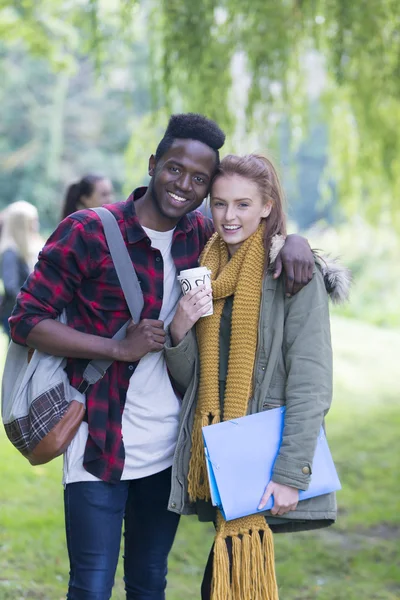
top-left (212, 154), bottom-right (287, 264)
top-left (0, 201), bottom-right (43, 271)
top-left (61, 174), bottom-right (104, 220)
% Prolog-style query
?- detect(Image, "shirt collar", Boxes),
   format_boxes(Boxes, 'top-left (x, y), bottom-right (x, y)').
top-left (124, 187), bottom-right (195, 244)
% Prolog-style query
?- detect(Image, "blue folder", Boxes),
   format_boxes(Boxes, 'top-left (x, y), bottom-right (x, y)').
top-left (202, 407), bottom-right (341, 521)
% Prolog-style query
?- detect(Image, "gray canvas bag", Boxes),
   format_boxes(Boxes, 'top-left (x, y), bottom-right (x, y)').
top-left (1, 207), bottom-right (144, 465)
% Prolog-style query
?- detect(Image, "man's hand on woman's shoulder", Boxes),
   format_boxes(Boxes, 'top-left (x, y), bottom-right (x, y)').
top-left (273, 234), bottom-right (314, 297)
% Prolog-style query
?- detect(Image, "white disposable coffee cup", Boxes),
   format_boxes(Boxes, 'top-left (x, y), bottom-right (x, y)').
top-left (177, 267), bottom-right (213, 317)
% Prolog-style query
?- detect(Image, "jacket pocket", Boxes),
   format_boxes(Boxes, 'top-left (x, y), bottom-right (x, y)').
top-left (262, 398), bottom-right (285, 410)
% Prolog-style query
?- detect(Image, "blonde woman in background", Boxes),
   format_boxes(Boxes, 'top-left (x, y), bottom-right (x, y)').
top-left (0, 201), bottom-right (43, 338)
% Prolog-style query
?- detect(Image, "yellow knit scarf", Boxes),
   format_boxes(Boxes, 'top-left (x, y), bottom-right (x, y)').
top-left (188, 225), bottom-right (279, 600)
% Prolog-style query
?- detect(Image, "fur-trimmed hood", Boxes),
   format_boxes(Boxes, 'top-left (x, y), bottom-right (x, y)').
top-left (269, 234), bottom-right (351, 305)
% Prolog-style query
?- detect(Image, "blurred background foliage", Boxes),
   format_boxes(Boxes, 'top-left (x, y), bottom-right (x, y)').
top-left (0, 1), bottom-right (399, 325)
top-left (2, 0), bottom-right (400, 221)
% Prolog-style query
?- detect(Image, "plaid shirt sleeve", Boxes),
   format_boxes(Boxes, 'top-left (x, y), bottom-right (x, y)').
top-left (9, 216), bottom-right (94, 345)
top-left (8, 200), bottom-right (216, 483)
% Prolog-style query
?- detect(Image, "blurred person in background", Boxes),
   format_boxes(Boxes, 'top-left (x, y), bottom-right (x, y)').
top-left (0, 207), bottom-right (7, 236)
top-left (61, 174), bottom-right (114, 220)
top-left (0, 201), bottom-right (43, 338)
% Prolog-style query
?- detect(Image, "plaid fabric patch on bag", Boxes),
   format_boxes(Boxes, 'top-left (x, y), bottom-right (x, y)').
top-left (4, 382), bottom-right (70, 453)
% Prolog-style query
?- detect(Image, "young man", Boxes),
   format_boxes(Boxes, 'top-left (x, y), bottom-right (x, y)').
top-left (9, 114), bottom-right (314, 600)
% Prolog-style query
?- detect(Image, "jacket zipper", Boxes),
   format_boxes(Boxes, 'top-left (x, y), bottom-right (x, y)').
top-left (252, 275), bottom-right (278, 414)
top-left (252, 281), bottom-right (266, 414)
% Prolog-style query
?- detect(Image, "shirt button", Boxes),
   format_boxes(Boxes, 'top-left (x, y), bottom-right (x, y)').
top-left (128, 365), bottom-right (134, 371)
top-left (170, 502), bottom-right (176, 509)
top-left (302, 466), bottom-right (310, 475)
top-left (155, 256), bottom-right (161, 262)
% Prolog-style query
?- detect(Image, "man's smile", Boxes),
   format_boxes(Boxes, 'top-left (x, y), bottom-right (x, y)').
top-left (167, 191), bottom-right (190, 205)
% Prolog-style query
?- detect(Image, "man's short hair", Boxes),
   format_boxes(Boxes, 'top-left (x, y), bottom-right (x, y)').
top-left (155, 113), bottom-right (226, 164)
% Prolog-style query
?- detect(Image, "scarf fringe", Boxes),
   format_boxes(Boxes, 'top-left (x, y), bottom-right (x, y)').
top-left (188, 412), bottom-right (220, 501)
top-left (231, 536), bottom-right (242, 600)
top-left (212, 520), bottom-right (279, 600)
top-left (241, 532), bottom-right (251, 598)
top-left (212, 535), bottom-right (232, 600)
top-left (262, 526), bottom-right (279, 598)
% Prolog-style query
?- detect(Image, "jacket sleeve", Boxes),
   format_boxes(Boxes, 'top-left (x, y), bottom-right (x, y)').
top-left (271, 268), bottom-right (333, 490)
top-left (164, 328), bottom-right (197, 394)
top-left (9, 217), bottom-right (93, 346)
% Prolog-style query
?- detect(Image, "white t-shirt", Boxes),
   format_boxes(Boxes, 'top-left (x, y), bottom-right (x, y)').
top-left (63, 226), bottom-right (182, 484)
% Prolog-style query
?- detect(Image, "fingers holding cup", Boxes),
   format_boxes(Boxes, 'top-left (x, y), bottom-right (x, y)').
top-left (177, 267), bottom-right (213, 317)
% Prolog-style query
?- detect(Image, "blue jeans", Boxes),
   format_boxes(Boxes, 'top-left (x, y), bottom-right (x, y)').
top-left (64, 467), bottom-right (180, 600)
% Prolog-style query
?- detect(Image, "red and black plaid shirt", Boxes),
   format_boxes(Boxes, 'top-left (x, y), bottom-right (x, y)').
top-left (10, 188), bottom-right (214, 482)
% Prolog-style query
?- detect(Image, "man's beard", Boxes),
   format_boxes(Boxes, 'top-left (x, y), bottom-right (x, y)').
top-left (148, 176), bottom-right (205, 218)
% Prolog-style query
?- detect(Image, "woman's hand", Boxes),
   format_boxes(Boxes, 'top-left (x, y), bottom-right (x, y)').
top-left (258, 481), bottom-right (299, 516)
top-left (170, 286), bottom-right (213, 346)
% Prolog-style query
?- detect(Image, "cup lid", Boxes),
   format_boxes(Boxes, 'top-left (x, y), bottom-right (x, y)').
top-left (178, 266), bottom-right (211, 278)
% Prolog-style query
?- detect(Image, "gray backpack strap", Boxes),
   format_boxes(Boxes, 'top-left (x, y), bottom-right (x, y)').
top-left (79, 207), bottom-right (144, 391)
top-left (80, 322), bottom-right (130, 389)
top-left (92, 207), bottom-right (144, 323)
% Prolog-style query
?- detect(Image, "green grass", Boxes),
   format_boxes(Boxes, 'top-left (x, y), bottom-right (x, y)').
top-left (0, 317), bottom-right (399, 599)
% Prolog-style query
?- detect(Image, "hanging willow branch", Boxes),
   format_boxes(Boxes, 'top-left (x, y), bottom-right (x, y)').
top-left (1, 0), bottom-right (399, 223)
top-left (150, 0), bottom-right (400, 224)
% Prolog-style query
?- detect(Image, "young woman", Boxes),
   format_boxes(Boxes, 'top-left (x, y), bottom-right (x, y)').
top-left (0, 201), bottom-right (43, 338)
top-left (165, 154), bottom-right (350, 599)
top-left (61, 174), bottom-right (114, 219)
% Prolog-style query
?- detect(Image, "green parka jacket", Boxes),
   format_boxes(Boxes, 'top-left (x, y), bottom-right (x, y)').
top-left (164, 253), bottom-right (350, 533)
